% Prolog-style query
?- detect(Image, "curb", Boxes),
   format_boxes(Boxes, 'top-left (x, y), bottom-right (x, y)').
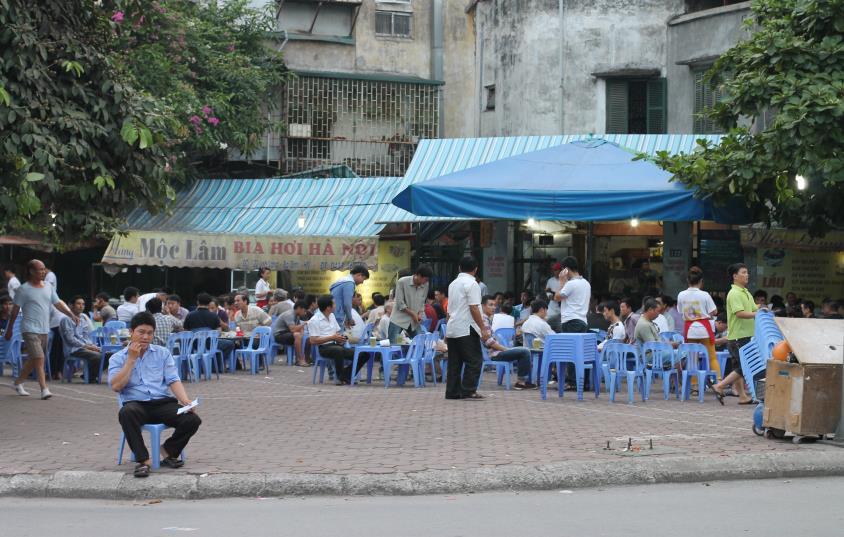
top-left (2, 450), bottom-right (844, 500)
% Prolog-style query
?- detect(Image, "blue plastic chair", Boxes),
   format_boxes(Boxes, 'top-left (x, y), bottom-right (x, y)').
top-left (235, 327), bottom-right (272, 375)
top-left (715, 350), bottom-right (729, 382)
top-left (190, 331), bottom-right (216, 381)
top-left (417, 332), bottom-right (442, 386)
top-left (116, 393), bottom-right (185, 470)
top-left (97, 325), bottom-right (125, 383)
top-left (677, 342), bottom-right (711, 402)
top-left (8, 330), bottom-right (53, 380)
top-left (602, 343), bottom-right (646, 404)
top-left (61, 346), bottom-right (91, 384)
top-left (494, 327), bottom-right (515, 347)
top-left (478, 342), bottom-right (513, 390)
top-left (105, 320), bottom-right (127, 332)
top-left (522, 333), bottom-right (543, 384)
top-left (659, 331), bottom-right (684, 344)
top-left (739, 338), bottom-right (768, 402)
top-left (349, 325), bottom-right (400, 386)
top-left (171, 331), bottom-right (200, 382)
top-left (539, 333), bottom-right (600, 401)
top-left (382, 333), bottom-right (425, 388)
top-left (642, 341), bottom-right (678, 400)
top-left (438, 322), bottom-right (447, 340)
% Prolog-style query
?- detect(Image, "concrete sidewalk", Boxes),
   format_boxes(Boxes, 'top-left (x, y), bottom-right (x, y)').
top-left (1, 366), bottom-right (841, 498)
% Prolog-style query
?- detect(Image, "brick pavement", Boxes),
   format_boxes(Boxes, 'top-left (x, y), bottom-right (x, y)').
top-left (0, 366), bottom-right (832, 476)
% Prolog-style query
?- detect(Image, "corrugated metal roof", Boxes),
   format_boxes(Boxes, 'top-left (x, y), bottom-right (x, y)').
top-left (125, 176), bottom-right (425, 237)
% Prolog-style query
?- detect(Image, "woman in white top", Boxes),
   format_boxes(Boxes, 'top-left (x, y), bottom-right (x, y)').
top-left (255, 268), bottom-right (271, 310)
top-left (676, 267), bottom-right (720, 379)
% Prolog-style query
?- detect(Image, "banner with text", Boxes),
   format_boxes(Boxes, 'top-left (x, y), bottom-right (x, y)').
top-left (290, 240), bottom-right (411, 301)
top-left (756, 248), bottom-right (844, 303)
top-left (102, 231), bottom-right (379, 271)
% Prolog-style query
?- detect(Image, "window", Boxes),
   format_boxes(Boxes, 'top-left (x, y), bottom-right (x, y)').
top-left (375, 11), bottom-right (412, 37)
top-left (605, 78), bottom-right (666, 134)
top-left (485, 85), bottom-right (496, 111)
top-left (693, 69), bottom-right (728, 133)
top-left (685, 0), bottom-right (747, 13)
top-left (278, 1), bottom-right (358, 38)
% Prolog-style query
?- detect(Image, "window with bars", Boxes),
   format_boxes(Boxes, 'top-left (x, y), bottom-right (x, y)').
top-left (375, 11), bottom-right (412, 37)
top-left (605, 78), bottom-right (667, 134)
top-left (281, 76), bottom-right (439, 176)
top-left (485, 85), bottom-right (496, 111)
top-left (693, 69), bottom-right (728, 133)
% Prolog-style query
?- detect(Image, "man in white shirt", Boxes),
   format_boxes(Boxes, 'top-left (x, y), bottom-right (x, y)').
top-left (232, 292), bottom-right (271, 335)
top-left (544, 263), bottom-right (562, 332)
top-left (308, 295), bottom-right (369, 385)
top-left (491, 303), bottom-right (516, 332)
top-left (652, 296), bottom-right (671, 333)
top-left (376, 303), bottom-right (393, 340)
top-left (116, 287), bottom-right (141, 323)
top-left (521, 300), bottom-right (555, 344)
top-left (3, 265), bottom-right (21, 299)
top-left (44, 266), bottom-right (57, 290)
top-left (554, 257), bottom-right (591, 334)
top-left (597, 299), bottom-right (626, 351)
top-left (444, 256), bottom-right (490, 400)
top-left (137, 288), bottom-right (170, 314)
top-left (349, 307), bottom-right (366, 344)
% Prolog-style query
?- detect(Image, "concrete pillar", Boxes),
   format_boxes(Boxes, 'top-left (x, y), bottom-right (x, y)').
top-left (662, 221), bottom-right (693, 296)
top-left (483, 221), bottom-right (512, 293)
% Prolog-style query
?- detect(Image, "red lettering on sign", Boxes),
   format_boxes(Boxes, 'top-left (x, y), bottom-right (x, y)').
top-left (342, 243), bottom-right (353, 255)
top-left (284, 243), bottom-right (296, 255)
top-left (233, 241), bottom-right (244, 254)
top-left (323, 243), bottom-right (334, 256)
top-left (253, 242), bottom-right (264, 254)
top-left (271, 242), bottom-right (283, 255)
top-left (309, 243), bottom-right (321, 256)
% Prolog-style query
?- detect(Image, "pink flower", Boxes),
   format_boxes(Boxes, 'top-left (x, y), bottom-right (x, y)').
top-left (111, 11), bottom-right (124, 23)
top-left (189, 115), bottom-right (202, 126)
top-left (207, 117), bottom-right (220, 126)
top-left (201, 105), bottom-right (213, 117)
top-left (227, 44), bottom-right (236, 52)
top-left (133, 15), bottom-right (145, 28)
top-left (194, 126), bottom-right (204, 135)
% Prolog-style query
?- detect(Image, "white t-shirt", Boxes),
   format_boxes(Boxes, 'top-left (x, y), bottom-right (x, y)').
top-left (6, 276), bottom-right (21, 299)
top-left (116, 301), bottom-right (140, 322)
top-left (308, 309), bottom-right (341, 340)
top-left (137, 292), bottom-right (158, 313)
top-left (255, 278), bottom-right (271, 300)
top-left (522, 314), bottom-right (555, 342)
top-left (598, 320), bottom-right (626, 351)
top-left (559, 277), bottom-right (591, 324)
top-left (445, 272), bottom-right (482, 338)
top-left (350, 309), bottom-right (365, 340)
top-left (377, 314), bottom-right (391, 340)
top-left (45, 271), bottom-right (57, 290)
top-left (677, 287), bottom-right (717, 339)
top-left (654, 314), bottom-right (670, 334)
top-left (491, 312), bottom-right (515, 332)
top-left (545, 277), bottom-right (561, 316)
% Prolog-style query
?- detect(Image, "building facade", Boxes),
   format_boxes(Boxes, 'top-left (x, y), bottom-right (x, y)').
top-left (465, 0), bottom-right (751, 137)
top-left (236, 0), bottom-right (474, 177)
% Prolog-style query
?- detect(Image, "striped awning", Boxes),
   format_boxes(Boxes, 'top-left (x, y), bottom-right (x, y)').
top-left (124, 176), bottom-right (425, 237)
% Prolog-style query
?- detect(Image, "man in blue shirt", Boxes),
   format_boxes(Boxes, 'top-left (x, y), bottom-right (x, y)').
top-left (109, 311), bottom-right (201, 478)
top-left (329, 264), bottom-right (369, 329)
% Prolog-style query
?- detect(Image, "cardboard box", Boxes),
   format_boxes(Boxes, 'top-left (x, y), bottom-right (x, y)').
top-left (763, 360), bottom-right (842, 436)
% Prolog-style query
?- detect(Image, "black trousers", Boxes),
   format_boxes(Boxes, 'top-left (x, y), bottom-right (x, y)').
top-left (319, 344), bottom-right (367, 383)
top-left (49, 327), bottom-right (64, 379)
top-left (445, 328), bottom-right (482, 398)
top-left (118, 398), bottom-right (201, 464)
top-left (560, 319), bottom-right (588, 384)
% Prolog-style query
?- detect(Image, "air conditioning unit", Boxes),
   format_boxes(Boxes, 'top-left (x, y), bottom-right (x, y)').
top-left (536, 234), bottom-right (554, 246)
top-left (288, 123), bottom-right (312, 138)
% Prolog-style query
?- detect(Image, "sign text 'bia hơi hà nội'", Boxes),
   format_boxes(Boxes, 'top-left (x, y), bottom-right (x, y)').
top-left (101, 231), bottom-right (379, 271)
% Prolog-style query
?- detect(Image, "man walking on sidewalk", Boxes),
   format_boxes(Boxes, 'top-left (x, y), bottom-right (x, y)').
top-left (4, 259), bottom-right (78, 399)
top-left (445, 256), bottom-right (490, 400)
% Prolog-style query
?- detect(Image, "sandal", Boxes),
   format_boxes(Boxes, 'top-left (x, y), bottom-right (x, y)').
top-left (133, 463), bottom-right (151, 478)
top-left (160, 456), bottom-right (184, 469)
top-left (463, 392), bottom-right (485, 400)
top-left (738, 399), bottom-right (758, 405)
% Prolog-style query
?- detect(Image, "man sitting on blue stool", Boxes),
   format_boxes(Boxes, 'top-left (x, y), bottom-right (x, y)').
top-left (109, 311), bottom-right (201, 478)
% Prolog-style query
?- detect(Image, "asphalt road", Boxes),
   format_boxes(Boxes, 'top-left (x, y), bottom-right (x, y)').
top-left (5, 477), bottom-right (842, 537)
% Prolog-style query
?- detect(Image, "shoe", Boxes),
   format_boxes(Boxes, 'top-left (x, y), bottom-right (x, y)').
top-left (547, 380), bottom-right (558, 388)
top-left (14, 383), bottom-right (30, 396)
top-left (445, 395), bottom-right (462, 400)
top-left (160, 456), bottom-right (185, 469)
top-left (40, 388), bottom-right (52, 400)
top-left (514, 381), bottom-right (537, 390)
top-left (133, 463), bottom-right (151, 478)
top-left (462, 392), bottom-right (485, 400)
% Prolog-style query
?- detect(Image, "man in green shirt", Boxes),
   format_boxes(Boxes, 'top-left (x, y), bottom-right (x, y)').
top-left (711, 263), bottom-right (758, 405)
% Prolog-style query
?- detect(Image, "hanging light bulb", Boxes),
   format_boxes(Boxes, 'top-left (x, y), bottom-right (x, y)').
top-left (526, 218), bottom-right (536, 227)
top-left (630, 218), bottom-right (640, 228)
top-left (297, 212), bottom-right (306, 229)
top-left (795, 175), bottom-right (807, 191)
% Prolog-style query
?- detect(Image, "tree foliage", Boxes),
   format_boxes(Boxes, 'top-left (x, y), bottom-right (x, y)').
top-left (653, 0), bottom-right (844, 236)
top-left (0, 0), bottom-right (288, 246)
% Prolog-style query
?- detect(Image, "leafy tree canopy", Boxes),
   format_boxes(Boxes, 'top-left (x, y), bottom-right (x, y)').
top-left (653, 0), bottom-right (844, 236)
top-left (0, 0), bottom-right (288, 247)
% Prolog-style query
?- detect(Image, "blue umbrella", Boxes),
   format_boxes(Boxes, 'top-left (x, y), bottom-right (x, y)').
top-left (392, 138), bottom-right (714, 222)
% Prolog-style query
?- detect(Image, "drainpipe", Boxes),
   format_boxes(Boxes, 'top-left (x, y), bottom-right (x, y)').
top-left (558, 0), bottom-right (566, 133)
top-left (432, 0), bottom-right (444, 136)
top-left (476, 29), bottom-right (484, 137)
